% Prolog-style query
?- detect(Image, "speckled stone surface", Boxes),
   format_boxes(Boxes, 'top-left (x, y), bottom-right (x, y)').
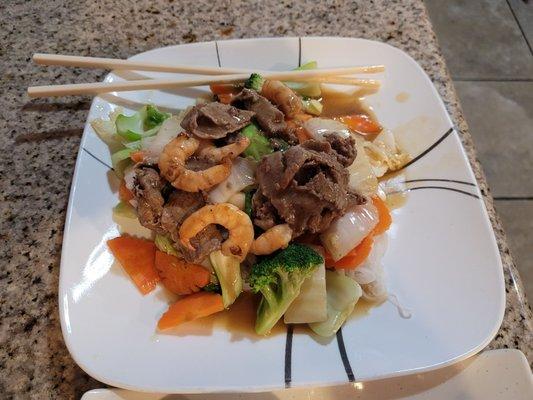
top-left (1, 0), bottom-right (531, 398)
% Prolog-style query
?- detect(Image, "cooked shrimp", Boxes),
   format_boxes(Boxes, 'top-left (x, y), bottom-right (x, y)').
top-left (179, 203), bottom-right (254, 261)
top-left (159, 134), bottom-right (232, 192)
top-left (251, 224), bottom-right (293, 255)
top-left (197, 136), bottom-right (250, 163)
top-left (261, 80), bottom-right (302, 117)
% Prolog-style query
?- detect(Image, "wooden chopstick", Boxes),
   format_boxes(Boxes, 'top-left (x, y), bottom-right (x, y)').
top-left (28, 70), bottom-right (381, 98)
top-left (33, 53), bottom-right (385, 75)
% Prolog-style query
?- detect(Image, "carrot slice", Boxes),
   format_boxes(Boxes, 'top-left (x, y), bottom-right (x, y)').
top-left (118, 180), bottom-right (134, 202)
top-left (157, 292), bottom-right (224, 330)
top-left (107, 236), bottom-right (159, 295)
top-left (217, 93), bottom-right (234, 104)
top-left (371, 196), bottom-right (392, 236)
top-left (325, 235), bottom-right (374, 269)
top-left (130, 151), bottom-right (145, 163)
top-left (154, 251), bottom-right (211, 295)
top-left (209, 83), bottom-right (240, 95)
top-left (338, 114), bottom-right (381, 135)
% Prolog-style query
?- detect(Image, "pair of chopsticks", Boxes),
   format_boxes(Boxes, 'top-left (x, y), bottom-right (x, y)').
top-left (27, 53), bottom-right (385, 98)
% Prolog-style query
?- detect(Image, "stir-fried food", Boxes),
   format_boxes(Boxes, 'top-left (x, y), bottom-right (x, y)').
top-left (95, 62), bottom-right (409, 337)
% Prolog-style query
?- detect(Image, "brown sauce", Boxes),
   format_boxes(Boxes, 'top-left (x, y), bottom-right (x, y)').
top-left (162, 292), bottom-right (285, 339)
top-left (320, 88), bottom-right (378, 122)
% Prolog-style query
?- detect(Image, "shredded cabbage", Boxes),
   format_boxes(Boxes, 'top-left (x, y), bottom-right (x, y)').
top-left (284, 246), bottom-right (327, 323)
top-left (347, 136), bottom-right (379, 196)
top-left (154, 234), bottom-right (179, 257)
top-left (309, 271), bottom-right (362, 337)
top-left (362, 129), bottom-right (410, 177)
top-left (115, 105), bottom-right (170, 142)
top-left (209, 250), bottom-right (242, 308)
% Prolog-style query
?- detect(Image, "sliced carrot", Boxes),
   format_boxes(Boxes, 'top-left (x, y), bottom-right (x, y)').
top-left (338, 114), bottom-right (382, 135)
top-left (154, 251), bottom-right (211, 295)
top-left (107, 236), bottom-right (159, 295)
top-left (325, 235), bottom-right (374, 269)
top-left (217, 93), bottom-right (234, 104)
top-left (209, 83), bottom-right (241, 95)
top-left (118, 180), bottom-right (134, 202)
top-left (157, 292), bottom-right (224, 330)
top-left (130, 151), bottom-right (145, 163)
top-left (371, 196), bottom-right (392, 236)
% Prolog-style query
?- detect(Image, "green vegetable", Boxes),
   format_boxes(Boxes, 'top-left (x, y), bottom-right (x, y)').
top-left (296, 61), bottom-right (318, 70)
top-left (269, 138), bottom-right (290, 152)
top-left (113, 201), bottom-right (137, 219)
top-left (284, 251), bottom-right (327, 323)
top-left (115, 105), bottom-right (169, 142)
top-left (209, 250), bottom-right (243, 308)
top-left (303, 99), bottom-right (323, 116)
top-left (154, 234), bottom-right (179, 257)
top-left (309, 271), bottom-right (362, 337)
top-left (244, 73), bottom-right (265, 92)
top-left (112, 202), bottom-right (153, 239)
top-left (203, 282), bottom-right (222, 293)
top-left (145, 104), bottom-right (170, 130)
top-left (111, 148), bottom-right (134, 177)
top-left (241, 123), bottom-right (274, 161)
top-left (244, 189), bottom-right (254, 218)
top-left (248, 244), bottom-right (323, 335)
top-left (285, 60), bottom-right (321, 97)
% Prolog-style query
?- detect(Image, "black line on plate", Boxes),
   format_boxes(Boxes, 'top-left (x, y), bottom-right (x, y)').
top-left (215, 41), bottom-right (222, 67)
top-left (83, 148), bottom-right (113, 170)
top-left (494, 196), bottom-right (533, 201)
top-left (284, 324), bottom-right (293, 388)
top-left (506, 0), bottom-right (533, 55)
top-left (394, 128), bottom-right (454, 172)
top-left (336, 328), bottom-right (355, 382)
top-left (298, 37), bottom-right (302, 67)
top-left (404, 178), bottom-right (476, 187)
top-left (390, 186), bottom-right (480, 199)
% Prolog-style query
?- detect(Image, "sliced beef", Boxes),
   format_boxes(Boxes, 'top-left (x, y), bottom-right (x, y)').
top-left (176, 225), bottom-right (223, 263)
top-left (324, 133), bottom-right (357, 167)
top-left (231, 89), bottom-right (297, 144)
top-left (160, 190), bottom-right (205, 241)
top-left (133, 166), bottom-right (166, 234)
top-left (133, 169), bottom-right (223, 263)
top-left (254, 139), bottom-right (364, 237)
top-left (252, 190), bottom-right (280, 231)
top-left (160, 189), bottom-right (223, 263)
top-left (180, 102), bottom-right (254, 139)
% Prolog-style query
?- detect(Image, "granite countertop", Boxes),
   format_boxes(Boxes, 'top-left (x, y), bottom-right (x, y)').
top-left (1, 0), bottom-right (531, 397)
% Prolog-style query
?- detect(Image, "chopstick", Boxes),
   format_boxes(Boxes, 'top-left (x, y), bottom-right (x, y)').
top-left (28, 70), bottom-right (381, 98)
top-left (33, 53), bottom-right (385, 75)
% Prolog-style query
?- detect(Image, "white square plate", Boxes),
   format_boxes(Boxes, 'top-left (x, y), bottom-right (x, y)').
top-left (59, 37), bottom-right (505, 393)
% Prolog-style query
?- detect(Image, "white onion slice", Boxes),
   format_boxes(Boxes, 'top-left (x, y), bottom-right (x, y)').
top-left (320, 202), bottom-right (378, 261)
top-left (208, 157), bottom-right (256, 204)
top-left (303, 118), bottom-right (351, 140)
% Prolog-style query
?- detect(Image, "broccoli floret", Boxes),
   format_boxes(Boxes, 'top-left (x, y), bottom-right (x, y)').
top-left (248, 244), bottom-right (323, 335)
top-left (244, 73), bottom-right (265, 92)
top-left (203, 282), bottom-right (222, 294)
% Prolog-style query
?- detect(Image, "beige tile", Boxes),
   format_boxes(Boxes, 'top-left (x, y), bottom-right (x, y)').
top-left (454, 81), bottom-right (533, 196)
top-left (508, 0), bottom-right (533, 47)
top-left (495, 201), bottom-right (533, 302)
top-left (424, 0), bottom-right (533, 79)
